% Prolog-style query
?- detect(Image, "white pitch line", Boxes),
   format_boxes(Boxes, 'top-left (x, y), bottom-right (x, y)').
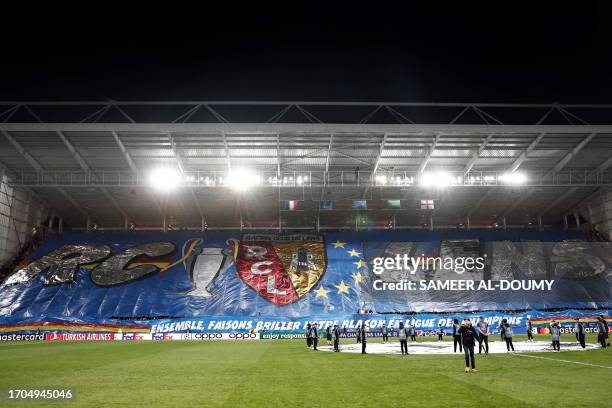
top-left (512, 352), bottom-right (612, 369)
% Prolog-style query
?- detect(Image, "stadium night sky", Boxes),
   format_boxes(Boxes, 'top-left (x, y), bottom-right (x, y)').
top-left (1, 3), bottom-right (611, 102)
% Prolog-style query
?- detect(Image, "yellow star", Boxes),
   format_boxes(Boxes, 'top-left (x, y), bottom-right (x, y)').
top-left (352, 272), bottom-right (364, 284)
top-left (332, 240), bottom-right (346, 249)
top-left (334, 281), bottom-right (350, 295)
top-left (347, 249), bottom-right (361, 257)
top-left (353, 259), bottom-right (367, 269)
top-left (314, 285), bottom-right (329, 298)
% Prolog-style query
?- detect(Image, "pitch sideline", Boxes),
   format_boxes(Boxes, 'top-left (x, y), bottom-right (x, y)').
top-left (511, 352), bottom-right (612, 369)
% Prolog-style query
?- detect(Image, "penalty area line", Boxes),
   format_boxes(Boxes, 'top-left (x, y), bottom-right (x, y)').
top-left (512, 353), bottom-right (612, 369)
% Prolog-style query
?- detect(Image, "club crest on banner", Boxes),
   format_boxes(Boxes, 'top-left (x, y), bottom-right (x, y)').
top-left (236, 234), bottom-right (327, 305)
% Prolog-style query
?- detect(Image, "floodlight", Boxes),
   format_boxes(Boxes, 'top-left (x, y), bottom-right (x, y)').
top-left (148, 167), bottom-right (181, 192)
top-left (375, 174), bottom-right (387, 185)
top-left (420, 171), bottom-right (452, 188)
top-left (500, 172), bottom-right (527, 185)
top-left (226, 168), bottom-right (260, 191)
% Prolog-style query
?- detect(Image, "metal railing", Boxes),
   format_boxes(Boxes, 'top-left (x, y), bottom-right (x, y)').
top-left (8, 169), bottom-right (612, 188)
top-left (2, 101), bottom-right (612, 125)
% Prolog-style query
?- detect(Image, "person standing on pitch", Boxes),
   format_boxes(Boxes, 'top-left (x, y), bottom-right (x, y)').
top-left (499, 319), bottom-right (506, 342)
top-left (452, 318), bottom-right (462, 353)
top-left (342, 325), bottom-right (347, 337)
top-left (306, 323), bottom-right (312, 348)
top-left (360, 323), bottom-right (367, 354)
top-left (526, 319), bottom-right (533, 342)
top-left (597, 316), bottom-right (607, 348)
top-left (476, 316), bottom-right (489, 355)
top-left (600, 315), bottom-right (610, 347)
top-left (398, 322), bottom-right (408, 355)
top-left (458, 318), bottom-right (477, 373)
top-left (310, 323), bottom-right (319, 351)
top-left (381, 323), bottom-right (388, 343)
top-left (326, 324), bottom-right (332, 346)
top-left (333, 324), bottom-right (340, 352)
top-left (356, 324), bottom-right (362, 344)
top-left (574, 318), bottom-right (585, 349)
top-left (409, 324), bottom-right (417, 342)
top-left (437, 323), bottom-right (444, 342)
top-left (550, 320), bottom-right (561, 351)
top-left (504, 321), bottom-right (515, 352)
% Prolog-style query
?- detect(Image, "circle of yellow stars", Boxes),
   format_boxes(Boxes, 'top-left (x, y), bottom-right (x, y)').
top-left (314, 240), bottom-right (367, 299)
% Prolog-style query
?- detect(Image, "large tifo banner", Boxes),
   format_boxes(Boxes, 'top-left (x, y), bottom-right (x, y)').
top-left (0, 230), bottom-right (611, 328)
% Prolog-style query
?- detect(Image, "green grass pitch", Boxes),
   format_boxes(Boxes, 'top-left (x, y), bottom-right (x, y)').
top-left (0, 334), bottom-right (610, 407)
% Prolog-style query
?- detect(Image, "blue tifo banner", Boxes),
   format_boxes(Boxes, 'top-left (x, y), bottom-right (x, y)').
top-left (0, 230), bottom-right (611, 326)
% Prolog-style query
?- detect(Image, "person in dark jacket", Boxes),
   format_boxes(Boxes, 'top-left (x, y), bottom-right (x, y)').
top-left (381, 323), bottom-right (388, 343)
top-left (526, 319), bottom-right (533, 342)
top-left (333, 324), bottom-right (340, 352)
top-left (356, 324), bottom-right (362, 344)
top-left (398, 322), bottom-right (408, 355)
top-left (458, 318), bottom-right (477, 373)
top-left (499, 319), bottom-right (506, 341)
top-left (600, 315), bottom-right (610, 347)
top-left (305, 323), bottom-right (312, 348)
top-left (597, 316), bottom-right (608, 348)
top-left (476, 316), bottom-right (489, 355)
top-left (310, 323), bottom-right (319, 351)
top-left (408, 324), bottom-right (416, 342)
top-left (360, 324), bottom-right (367, 354)
top-left (452, 318), bottom-right (462, 353)
top-left (504, 322), bottom-right (515, 352)
top-left (574, 318), bottom-right (585, 349)
top-left (326, 324), bottom-right (332, 346)
top-left (437, 324), bottom-right (444, 342)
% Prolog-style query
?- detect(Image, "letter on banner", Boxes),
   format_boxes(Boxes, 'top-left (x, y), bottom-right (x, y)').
top-left (91, 242), bottom-right (175, 286)
top-left (2, 245), bottom-right (111, 286)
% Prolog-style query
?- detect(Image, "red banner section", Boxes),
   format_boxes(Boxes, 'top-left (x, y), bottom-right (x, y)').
top-left (45, 333), bottom-right (118, 341)
top-left (0, 321), bottom-right (150, 334)
top-left (237, 242), bottom-right (298, 305)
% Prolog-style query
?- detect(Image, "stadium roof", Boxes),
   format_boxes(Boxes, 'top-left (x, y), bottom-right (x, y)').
top-left (1, 101), bottom-right (611, 231)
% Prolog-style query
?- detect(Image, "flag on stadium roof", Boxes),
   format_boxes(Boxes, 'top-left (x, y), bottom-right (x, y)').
top-left (286, 200), bottom-right (300, 210)
top-left (420, 199), bottom-right (434, 210)
top-left (352, 200), bottom-right (367, 210)
top-left (320, 200), bottom-right (333, 210)
top-left (387, 199), bottom-right (401, 209)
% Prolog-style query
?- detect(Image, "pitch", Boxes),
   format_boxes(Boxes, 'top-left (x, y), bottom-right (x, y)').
top-left (319, 339), bottom-right (599, 354)
top-left (0, 334), bottom-right (610, 407)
